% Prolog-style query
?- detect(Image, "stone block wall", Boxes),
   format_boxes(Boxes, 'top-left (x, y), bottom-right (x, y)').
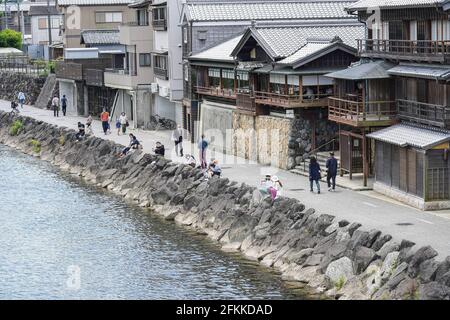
top-left (232, 112), bottom-right (291, 169)
top-left (1, 110), bottom-right (449, 300)
top-left (0, 72), bottom-right (46, 105)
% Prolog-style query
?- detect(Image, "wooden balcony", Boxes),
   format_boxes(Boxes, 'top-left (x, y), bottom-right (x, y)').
top-left (55, 61), bottom-right (83, 81)
top-left (397, 99), bottom-right (450, 128)
top-left (357, 39), bottom-right (450, 63)
top-left (195, 86), bottom-right (236, 99)
top-left (254, 91), bottom-right (331, 108)
top-left (328, 97), bottom-right (397, 127)
top-left (236, 92), bottom-right (256, 115)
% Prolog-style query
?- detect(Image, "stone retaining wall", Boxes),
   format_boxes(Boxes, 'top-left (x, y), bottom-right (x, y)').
top-left (0, 72), bottom-right (47, 105)
top-left (0, 111), bottom-right (449, 300)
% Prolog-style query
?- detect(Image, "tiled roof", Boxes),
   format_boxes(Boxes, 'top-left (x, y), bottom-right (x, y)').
top-left (326, 60), bottom-right (395, 80)
top-left (58, 0), bottom-right (134, 6)
top-left (29, 5), bottom-right (59, 16)
top-left (388, 64), bottom-right (450, 80)
top-left (81, 30), bottom-right (120, 45)
top-left (368, 123), bottom-right (450, 149)
top-left (190, 35), bottom-right (243, 62)
top-left (185, 1), bottom-right (358, 22)
top-left (248, 24), bottom-right (364, 59)
top-left (347, 0), bottom-right (447, 11)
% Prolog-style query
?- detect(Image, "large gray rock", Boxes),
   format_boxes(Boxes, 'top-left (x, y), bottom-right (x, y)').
top-left (151, 188), bottom-right (173, 205)
top-left (353, 246), bottom-right (378, 274)
top-left (418, 282), bottom-right (449, 300)
top-left (183, 194), bottom-right (202, 211)
top-left (372, 234), bottom-right (393, 251)
top-left (325, 257), bottom-right (354, 286)
top-left (407, 246), bottom-right (438, 278)
top-left (377, 240), bottom-right (401, 260)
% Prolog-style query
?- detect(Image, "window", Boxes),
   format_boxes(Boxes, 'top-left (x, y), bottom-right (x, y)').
top-left (139, 53), bottom-right (151, 67)
top-left (208, 68), bottom-right (220, 88)
top-left (183, 27), bottom-right (188, 44)
top-left (153, 7), bottom-right (166, 21)
top-left (39, 17), bottom-right (60, 29)
top-left (137, 9), bottom-right (148, 26)
top-left (184, 64), bottom-right (189, 82)
top-left (154, 55), bottom-right (167, 70)
top-left (95, 12), bottom-right (122, 23)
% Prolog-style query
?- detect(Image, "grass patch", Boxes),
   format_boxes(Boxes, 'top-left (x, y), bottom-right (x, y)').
top-left (335, 276), bottom-right (346, 291)
top-left (29, 139), bottom-right (41, 153)
top-left (9, 120), bottom-right (23, 136)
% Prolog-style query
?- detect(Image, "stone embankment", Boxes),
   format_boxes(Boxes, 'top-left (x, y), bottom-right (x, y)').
top-left (0, 73), bottom-right (46, 105)
top-left (0, 111), bottom-right (449, 300)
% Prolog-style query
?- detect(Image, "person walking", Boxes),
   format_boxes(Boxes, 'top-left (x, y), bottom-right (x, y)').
top-left (115, 117), bottom-right (121, 135)
top-left (61, 94), bottom-right (68, 116)
top-left (86, 114), bottom-right (93, 135)
top-left (309, 156), bottom-right (322, 194)
top-left (100, 109), bottom-right (110, 135)
top-left (52, 95), bottom-right (60, 117)
top-left (172, 125), bottom-right (184, 157)
top-left (326, 152), bottom-right (338, 192)
top-left (197, 134), bottom-right (208, 169)
top-left (119, 112), bottom-right (128, 135)
top-left (18, 92), bottom-right (25, 108)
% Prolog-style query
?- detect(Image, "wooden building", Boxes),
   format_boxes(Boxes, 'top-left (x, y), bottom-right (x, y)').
top-left (325, 0), bottom-right (450, 208)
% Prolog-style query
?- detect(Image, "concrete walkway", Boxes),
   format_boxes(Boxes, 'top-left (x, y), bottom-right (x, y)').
top-left (1, 100), bottom-right (450, 259)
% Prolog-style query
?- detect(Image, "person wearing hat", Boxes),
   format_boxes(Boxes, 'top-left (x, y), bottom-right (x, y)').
top-left (268, 175), bottom-right (283, 200)
top-left (326, 151), bottom-right (338, 192)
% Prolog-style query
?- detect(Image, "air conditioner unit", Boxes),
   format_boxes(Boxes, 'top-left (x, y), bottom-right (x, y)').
top-left (159, 86), bottom-right (170, 98)
top-left (151, 83), bottom-right (158, 93)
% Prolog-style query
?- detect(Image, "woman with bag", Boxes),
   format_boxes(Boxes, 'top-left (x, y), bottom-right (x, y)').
top-left (309, 156), bottom-right (322, 194)
top-left (119, 112), bottom-right (128, 135)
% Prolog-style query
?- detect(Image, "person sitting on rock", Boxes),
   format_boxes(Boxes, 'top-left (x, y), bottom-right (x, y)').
top-left (153, 142), bottom-right (165, 157)
top-left (259, 174), bottom-right (273, 197)
top-left (118, 134), bottom-right (141, 158)
top-left (75, 122), bottom-right (85, 141)
top-left (268, 175), bottom-right (283, 200)
top-left (10, 100), bottom-right (19, 114)
top-left (208, 159), bottom-right (222, 178)
top-left (185, 154), bottom-right (196, 168)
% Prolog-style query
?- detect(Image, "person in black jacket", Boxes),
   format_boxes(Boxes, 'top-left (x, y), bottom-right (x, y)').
top-left (326, 152), bottom-right (338, 192)
top-left (153, 142), bottom-right (165, 157)
top-left (309, 156), bottom-right (321, 194)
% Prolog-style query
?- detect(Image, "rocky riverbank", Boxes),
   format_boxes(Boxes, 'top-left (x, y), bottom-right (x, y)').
top-left (0, 73), bottom-right (46, 105)
top-left (0, 111), bottom-right (449, 300)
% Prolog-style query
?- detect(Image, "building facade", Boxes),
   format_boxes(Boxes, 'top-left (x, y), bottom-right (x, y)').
top-left (326, 0), bottom-right (450, 209)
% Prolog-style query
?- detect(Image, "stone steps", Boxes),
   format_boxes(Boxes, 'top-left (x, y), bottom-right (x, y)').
top-left (35, 74), bottom-right (58, 109)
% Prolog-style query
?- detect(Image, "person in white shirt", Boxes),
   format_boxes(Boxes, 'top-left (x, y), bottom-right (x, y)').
top-left (52, 95), bottom-right (60, 117)
top-left (172, 125), bottom-right (184, 157)
top-left (18, 92), bottom-right (25, 108)
top-left (119, 112), bottom-right (128, 135)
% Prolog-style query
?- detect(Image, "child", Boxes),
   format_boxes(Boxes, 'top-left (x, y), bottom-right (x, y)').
top-left (115, 118), bottom-right (121, 136)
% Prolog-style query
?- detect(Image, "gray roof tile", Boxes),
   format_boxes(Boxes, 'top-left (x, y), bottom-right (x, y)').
top-left (185, 1), bottom-right (358, 22)
top-left (368, 123), bottom-right (450, 149)
top-left (348, 0), bottom-right (447, 11)
top-left (388, 63), bottom-right (450, 80)
top-left (81, 30), bottom-right (120, 45)
top-left (58, 0), bottom-right (134, 6)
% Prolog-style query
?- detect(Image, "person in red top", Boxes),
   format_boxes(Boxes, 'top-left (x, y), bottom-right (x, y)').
top-left (100, 109), bottom-right (110, 135)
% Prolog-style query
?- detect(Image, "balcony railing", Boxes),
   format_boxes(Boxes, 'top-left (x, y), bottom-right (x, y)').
top-left (254, 91), bottom-right (332, 108)
top-left (328, 97), bottom-right (397, 127)
top-left (104, 68), bottom-right (137, 76)
top-left (154, 67), bottom-right (168, 80)
top-left (357, 39), bottom-right (450, 62)
top-left (152, 19), bottom-right (167, 30)
top-left (397, 99), bottom-right (450, 128)
top-left (195, 86), bottom-right (236, 99)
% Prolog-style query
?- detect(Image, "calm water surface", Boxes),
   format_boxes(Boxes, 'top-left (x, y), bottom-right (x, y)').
top-left (0, 145), bottom-right (310, 299)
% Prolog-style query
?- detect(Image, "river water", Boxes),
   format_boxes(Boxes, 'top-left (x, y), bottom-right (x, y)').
top-left (0, 145), bottom-right (311, 300)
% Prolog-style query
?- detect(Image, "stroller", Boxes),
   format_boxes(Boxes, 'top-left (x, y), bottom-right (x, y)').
top-left (10, 101), bottom-right (20, 114)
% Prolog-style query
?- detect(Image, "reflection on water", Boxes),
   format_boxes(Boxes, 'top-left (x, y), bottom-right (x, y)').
top-left (0, 145), bottom-right (311, 300)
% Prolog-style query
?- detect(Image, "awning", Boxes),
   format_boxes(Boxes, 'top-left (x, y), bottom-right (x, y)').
top-left (388, 64), bottom-right (450, 80)
top-left (152, 50), bottom-right (168, 55)
top-left (367, 123), bottom-right (450, 150)
top-left (326, 60), bottom-right (395, 80)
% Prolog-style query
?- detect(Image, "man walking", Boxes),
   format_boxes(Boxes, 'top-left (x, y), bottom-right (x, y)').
top-left (326, 152), bottom-right (338, 192)
top-left (52, 95), bottom-right (60, 117)
top-left (61, 95), bottom-right (68, 116)
top-left (198, 134), bottom-right (208, 169)
top-left (18, 91), bottom-right (25, 108)
top-left (100, 109), bottom-right (110, 135)
top-left (172, 125), bottom-right (184, 157)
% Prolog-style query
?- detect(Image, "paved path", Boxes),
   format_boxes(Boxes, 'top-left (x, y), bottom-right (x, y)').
top-left (2, 101), bottom-right (450, 259)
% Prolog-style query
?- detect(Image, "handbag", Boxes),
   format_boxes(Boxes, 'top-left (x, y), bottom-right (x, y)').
top-left (126, 121), bottom-right (129, 127)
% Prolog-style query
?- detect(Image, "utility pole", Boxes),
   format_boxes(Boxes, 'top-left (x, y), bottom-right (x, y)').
top-left (4, 0), bottom-right (8, 29)
top-left (47, 0), bottom-right (52, 45)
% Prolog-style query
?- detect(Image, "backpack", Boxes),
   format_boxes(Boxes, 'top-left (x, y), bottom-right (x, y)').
top-left (202, 140), bottom-right (208, 149)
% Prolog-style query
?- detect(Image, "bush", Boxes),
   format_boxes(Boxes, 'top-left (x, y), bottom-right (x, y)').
top-left (9, 120), bottom-right (23, 136)
top-left (29, 139), bottom-right (41, 153)
top-left (0, 29), bottom-right (22, 49)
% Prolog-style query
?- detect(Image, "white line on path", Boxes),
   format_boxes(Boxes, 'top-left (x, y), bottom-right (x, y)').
top-left (362, 202), bottom-right (378, 208)
top-left (415, 218), bottom-right (434, 225)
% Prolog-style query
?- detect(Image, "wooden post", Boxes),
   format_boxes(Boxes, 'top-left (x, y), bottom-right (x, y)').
top-left (349, 133), bottom-right (353, 180)
top-left (362, 130), bottom-right (368, 187)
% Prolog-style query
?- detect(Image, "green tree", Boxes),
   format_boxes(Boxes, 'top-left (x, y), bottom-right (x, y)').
top-left (0, 29), bottom-right (23, 49)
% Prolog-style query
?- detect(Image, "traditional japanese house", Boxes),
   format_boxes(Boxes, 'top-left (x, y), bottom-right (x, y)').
top-left (326, 0), bottom-right (450, 208)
